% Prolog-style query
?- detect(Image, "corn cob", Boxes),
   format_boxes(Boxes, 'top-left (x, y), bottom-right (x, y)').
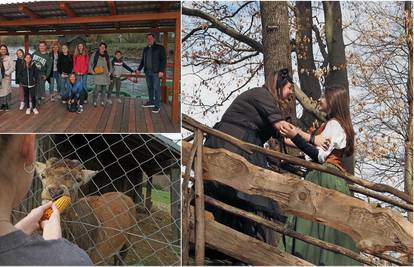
top-left (40, 195), bottom-right (72, 221)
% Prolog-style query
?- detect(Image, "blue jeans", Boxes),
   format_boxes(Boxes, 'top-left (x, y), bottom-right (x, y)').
top-left (49, 71), bottom-right (61, 95)
top-left (145, 72), bottom-right (161, 109)
top-left (76, 74), bottom-right (88, 91)
top-left (59, 76), bottom-right (69, 97)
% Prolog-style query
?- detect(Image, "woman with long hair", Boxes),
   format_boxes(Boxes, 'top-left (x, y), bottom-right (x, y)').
top-left (73, 42), bottom-right (89, 96)
top-left (279, 85), bottom-right (359, 265)
top-left (0, 44), bottom-right (15, 111)
top-left (203, 68), bottom-right (330, 251)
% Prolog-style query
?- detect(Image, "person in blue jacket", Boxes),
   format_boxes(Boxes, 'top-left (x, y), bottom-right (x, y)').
top-left (65, 73), bottom-right (87, 113)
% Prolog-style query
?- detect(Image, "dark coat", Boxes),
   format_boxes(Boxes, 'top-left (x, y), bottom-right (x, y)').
top-left (57, 53), bottom-right (73, 75)
top-left (14, 58), bottom-right (24, 84)
top-left (18, 61), bottom-right (39, 87)
top-left (138, 43), bottom-right (166, 73)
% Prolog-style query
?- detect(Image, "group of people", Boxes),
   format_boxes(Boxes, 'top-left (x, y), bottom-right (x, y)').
top-left (0, 33), bottom-right (166, 115)
top-left (204, 68), bottom-right (359, 265)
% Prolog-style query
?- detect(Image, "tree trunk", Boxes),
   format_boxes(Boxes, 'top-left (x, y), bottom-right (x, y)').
top-left (404, 1), bottom-right (413, 223)
top-left (260, 1), bottom-right (296, 118)
top-left (295, 1), bottom-right (322, 129)
top-left (182, 141), bottom-right (413, 256)
top-left (323, 1), bottom-right (354, 174)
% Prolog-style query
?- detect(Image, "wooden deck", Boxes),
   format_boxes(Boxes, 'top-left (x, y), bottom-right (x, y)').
top-left (0, 91), bottom-right (180, 133)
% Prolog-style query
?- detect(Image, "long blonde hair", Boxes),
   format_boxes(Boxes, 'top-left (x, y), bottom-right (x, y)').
top-left (74, 43), bottom-right (88, 56)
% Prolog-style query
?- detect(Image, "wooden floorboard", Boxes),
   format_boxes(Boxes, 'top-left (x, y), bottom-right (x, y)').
top-left (0, 89), bottom-right (178, 133)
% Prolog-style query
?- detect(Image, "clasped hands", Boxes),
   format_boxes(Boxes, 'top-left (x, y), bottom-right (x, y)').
top-left (275, 120), bottom-right (331, 150)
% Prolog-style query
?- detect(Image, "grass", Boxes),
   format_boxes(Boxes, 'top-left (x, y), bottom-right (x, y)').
top-left (142, 188), bottom-right (170, 210)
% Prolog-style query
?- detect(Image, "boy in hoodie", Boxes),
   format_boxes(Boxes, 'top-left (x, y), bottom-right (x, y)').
top-left (107, 50), bottom-right (134, 104)
top-left (32, 41), bottom-right (52, 104)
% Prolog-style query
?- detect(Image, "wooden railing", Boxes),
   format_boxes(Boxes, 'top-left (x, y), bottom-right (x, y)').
top-left (181, 114), bottom-right (413, 266)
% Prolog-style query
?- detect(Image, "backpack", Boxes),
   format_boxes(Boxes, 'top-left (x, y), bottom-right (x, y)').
top-left (67, 101), bottom-right (78, 112)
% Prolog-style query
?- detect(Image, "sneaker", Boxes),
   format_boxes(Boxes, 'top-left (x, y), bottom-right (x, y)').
top-left (93, 102), bottom-right (97, 107)
top-left (152, 107), bottom-right (160, 113)
top-left (77, 107), bottom-right (84, 114)
top-left (107, 99), bottom-right (113, 105)
top-left (26, 108), bottom-right (31, 115)
top-left (117, 98), bottom-right (122, 103)
top-left (62, 100), bottom-right (67, 104)
top-left (101, 101), bottom-right (105, 106)
top-left (4, 103), bottom-right (9, 111)
top-left (19, 102), bottom-right (25, 111)
top-left (33, 108), bottom-right (39, 115)
top-left (142, 101), bottom-right (155, 108)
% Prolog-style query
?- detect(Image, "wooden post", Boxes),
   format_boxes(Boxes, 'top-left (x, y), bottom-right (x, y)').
top-left (171, 15), bottom-right (180, 123)
top-left (24, 34), bottom-right (29, 53)
top-left (145, 175), bottom-right (153, 212)
top-left (162, 31), bottom-right (168, 103)
top-left (194, 129), bottom-right (205, 265)
top-left (170, 167), bottom-right (180, 246)
top-left (182, 132), bottom-right (199, 265)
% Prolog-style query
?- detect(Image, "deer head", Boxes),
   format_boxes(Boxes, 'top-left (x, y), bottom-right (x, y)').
top-left (35, 157), bottom-right (98, 205)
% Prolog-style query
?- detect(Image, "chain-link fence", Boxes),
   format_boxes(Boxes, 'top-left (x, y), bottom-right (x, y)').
top-left (11, 134), bottom-right (181, 266)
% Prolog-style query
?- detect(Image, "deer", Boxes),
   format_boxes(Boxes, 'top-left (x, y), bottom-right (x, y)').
top-left (35, 157), bottom-right (137, 265)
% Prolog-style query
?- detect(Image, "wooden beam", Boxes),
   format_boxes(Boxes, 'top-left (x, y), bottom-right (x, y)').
top-left (0, 27), bottom-right (176, 36)
top-left (171, 16), bottom-right (180, 123)
top-left (182, 114), bottom-right (413, 205)
top-left (161, 32), bottom-right (168, 103)
top-left (189, 207), bottom-right (312, 265)
top-left (18, 5), bottom-right (40, 19)
top-left (24, 35), bottom-right (29, 53)
top-left (0, 12), bottom-right (179, 27)
top-left (0, 15), bottom-right (9, 21)
top-left (59, 2), bottom-right (76, 17)
top-left (194, 130), bottom-right (205, 265)
top-left (182, 141), bottom-right (414, 256)
top-left (204, 195), bottom-right (408, 266)
top-left (107, 1), bottom-right (117, 15)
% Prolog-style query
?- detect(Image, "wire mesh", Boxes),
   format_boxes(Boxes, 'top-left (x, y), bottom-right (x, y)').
top-left (11, 134), bottom-right (181, 266)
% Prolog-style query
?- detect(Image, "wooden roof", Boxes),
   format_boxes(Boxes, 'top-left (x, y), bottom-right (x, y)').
top-left (0, 1), bottom-right (180, 35)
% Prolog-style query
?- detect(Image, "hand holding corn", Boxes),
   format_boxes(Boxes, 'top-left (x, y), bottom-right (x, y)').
top-left (40, 195), bottom-right (71, 221)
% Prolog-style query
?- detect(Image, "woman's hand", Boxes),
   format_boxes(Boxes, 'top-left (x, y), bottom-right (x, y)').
top-left (315, 135), bottom-right (331, 151)
top-left (41, 204), bottom-right (62, 240)
top-left (280, 124), bottom-right (299, 138)
top-left (14, 201), bottom-right (53, 235)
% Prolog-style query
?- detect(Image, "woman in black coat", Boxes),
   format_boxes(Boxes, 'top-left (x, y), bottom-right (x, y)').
top-left (204, 68), bottom-right (294, 245)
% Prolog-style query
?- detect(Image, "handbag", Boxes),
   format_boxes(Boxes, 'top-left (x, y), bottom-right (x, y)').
top-left (94, 66), bottom-right (104, 74)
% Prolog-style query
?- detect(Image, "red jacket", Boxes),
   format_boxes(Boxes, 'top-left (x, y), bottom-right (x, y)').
top-left (73, 54), bottom-right (89, 75)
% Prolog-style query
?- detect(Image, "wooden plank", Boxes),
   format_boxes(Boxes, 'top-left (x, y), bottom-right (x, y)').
top-left (109, 98), bottom-right (123, 132)
top-left (0, 12), bottom-right (180, 27)
top-left (128, 97), bottom-right (136, 132)
top-left (120, 98), bottom-right (130, 132)
top-left (189, 208), bottom-right (312, 266)
top-left (150, 106), bottom-right (166, 133)
top-left (194, 130), bottom-right (205, 265)
top-left (142, 102), bottom-right (154, 133)
top-left (95, 101), bottom-right (113, 132)
top-left (135, 99), bottom-right (147, 132)
top-left (159, 103), bottom-right (175, 132)
top-left (182, 141), bottom-right (414, 256)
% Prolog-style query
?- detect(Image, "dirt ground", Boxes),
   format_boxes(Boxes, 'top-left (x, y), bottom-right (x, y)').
top-left (122, 204), bottom-right (180, 266)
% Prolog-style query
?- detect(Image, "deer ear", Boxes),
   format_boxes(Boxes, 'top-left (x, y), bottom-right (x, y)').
top-left (34, 162), bottom-right (46, 177)
top-left (46, 157), bottom-right (59, 167)
top-left (81, 169), bottom-right (98, 184)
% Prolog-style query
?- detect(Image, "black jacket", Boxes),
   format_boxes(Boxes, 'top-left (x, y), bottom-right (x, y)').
top-left (15, 58), bottom-right (24, 84)
top-left (18, 61), bottom-right (38, 87)
top-left (57, 53), bottom-right (73, 75)
top-left (138, 43), bottom-right (166, 73)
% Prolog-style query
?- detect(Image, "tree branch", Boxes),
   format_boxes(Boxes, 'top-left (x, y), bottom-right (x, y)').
top-left (312, 24), bottom-right (329, 68)
top-left (182, 6), bottom-right (264, 53)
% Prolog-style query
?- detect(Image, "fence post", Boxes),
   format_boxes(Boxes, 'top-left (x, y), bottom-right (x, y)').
top-left (145, 176), bottom-right (153, 212)
top-left (194, 129), bottom-right (205, 265)
top-left (170, 166), bottom-right (180, 246)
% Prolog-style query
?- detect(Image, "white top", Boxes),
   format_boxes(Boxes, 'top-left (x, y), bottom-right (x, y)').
top-left (304, 119), bottom-right (347, 163)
